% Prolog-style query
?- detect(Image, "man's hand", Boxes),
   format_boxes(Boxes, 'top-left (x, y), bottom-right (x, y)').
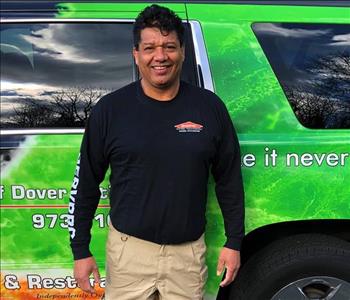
top-left (217, 247), bottom-right (240, 287)
top-left (74, 256), bottom-right (101, 293)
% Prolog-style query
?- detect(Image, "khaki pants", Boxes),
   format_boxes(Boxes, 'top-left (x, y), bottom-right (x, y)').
top-left (105, 224), bottom-right (208, 300)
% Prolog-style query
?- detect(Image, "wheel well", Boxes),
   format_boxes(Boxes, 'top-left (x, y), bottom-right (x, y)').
top-left (240, 219), bottom-right (350, 264)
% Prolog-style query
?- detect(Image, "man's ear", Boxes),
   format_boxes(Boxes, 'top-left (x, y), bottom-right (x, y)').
top-left (133, 47), bottom-right (139, 65)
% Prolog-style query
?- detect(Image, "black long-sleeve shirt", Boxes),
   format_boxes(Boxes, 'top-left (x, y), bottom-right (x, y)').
top-left (69, 80), bottom-right (244, 260)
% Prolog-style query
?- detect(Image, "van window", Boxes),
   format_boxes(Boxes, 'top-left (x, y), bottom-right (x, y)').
top-left (252, 23), bottom-right (350, 129)
top-left (1, 23), bottom-right (135, 129)
top-left (1, 22), bottom-right (198, 130)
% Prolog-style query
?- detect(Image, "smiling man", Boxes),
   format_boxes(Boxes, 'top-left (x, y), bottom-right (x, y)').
top-left (69, 4), bottom-right (244, 300)
top-left (133, 27), bottom-right (184, 96)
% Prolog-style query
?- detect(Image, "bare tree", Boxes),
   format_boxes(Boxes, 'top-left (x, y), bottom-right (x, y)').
top-left (311, 52), bottom-right (350, 100)
top-left (11, 99), bottom-right (54, 127)
top-left (9, 87), bottom-right (109, 128)
top-left (284, 52), bottom-right (350, 128)
top-left (286, 88), bottom-right (338, 128)
top-left (52, 88), bottom-right (106, 126)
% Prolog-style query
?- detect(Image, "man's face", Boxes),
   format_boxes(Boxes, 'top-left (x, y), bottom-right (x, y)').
top-left (133, 27), bottom-right (185, 91)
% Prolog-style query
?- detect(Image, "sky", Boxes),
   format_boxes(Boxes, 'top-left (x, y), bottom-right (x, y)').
top-left (253, 23), bottom-right (350, 92)
top-left (1, 23), bottom-right (135, 124)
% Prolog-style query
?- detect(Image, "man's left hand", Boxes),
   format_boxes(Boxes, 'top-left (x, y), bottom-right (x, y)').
top-left (217, 247), bottom-right (241, 287)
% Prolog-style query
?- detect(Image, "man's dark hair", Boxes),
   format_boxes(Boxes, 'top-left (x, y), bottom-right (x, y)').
top-left (133, 4), bottom-right (185, 50)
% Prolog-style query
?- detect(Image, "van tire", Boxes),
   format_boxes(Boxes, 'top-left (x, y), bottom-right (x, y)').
top-left (228, 234), bottom-right (350, 300)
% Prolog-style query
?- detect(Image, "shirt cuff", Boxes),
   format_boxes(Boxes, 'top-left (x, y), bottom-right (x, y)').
top-left (72, 246), bottom-right (92, 260)
top-left (224, 237), bottom-right (242, 251)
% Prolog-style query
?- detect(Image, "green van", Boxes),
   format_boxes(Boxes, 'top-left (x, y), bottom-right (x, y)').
top-left (1, 1), bottom-right (349, 299)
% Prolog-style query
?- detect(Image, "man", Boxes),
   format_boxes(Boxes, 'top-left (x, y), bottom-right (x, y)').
top-left (69, 4), bottom-right (244, 300)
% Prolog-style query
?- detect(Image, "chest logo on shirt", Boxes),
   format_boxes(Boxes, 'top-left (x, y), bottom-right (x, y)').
top-left (175, 121), bottom-right (203, 133)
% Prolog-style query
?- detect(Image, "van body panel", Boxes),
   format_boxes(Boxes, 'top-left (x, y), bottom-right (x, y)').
top-left (187, 4), bottom-right (350, 292)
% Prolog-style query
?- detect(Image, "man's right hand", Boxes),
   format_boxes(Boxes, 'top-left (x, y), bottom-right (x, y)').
top-left (74, 256), bottom-right (101, 293)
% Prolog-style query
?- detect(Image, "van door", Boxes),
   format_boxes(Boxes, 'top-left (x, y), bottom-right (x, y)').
top-left (0, 3), bottom-right (190, 300)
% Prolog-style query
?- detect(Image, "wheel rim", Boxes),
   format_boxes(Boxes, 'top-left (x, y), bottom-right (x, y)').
top-left (271, 276), bottom-right (350, 300)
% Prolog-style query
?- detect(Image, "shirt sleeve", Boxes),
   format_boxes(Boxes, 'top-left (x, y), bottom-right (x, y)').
top-left (68, 101), bottom-right (109, 260)
top-left (211, 98), bottom-right (245, 251)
